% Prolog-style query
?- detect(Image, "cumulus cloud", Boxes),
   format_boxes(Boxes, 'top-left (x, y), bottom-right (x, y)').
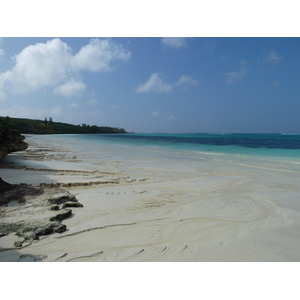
top-left (161, 37), bottom-right (188, 49)
top-left (0, 38), bottom-right (72, 94)
top-left (175, 75), bottom-right (198, 88)
top-left (136, 73), bottom-right (173, 93)
top-left (0, 38), bottom-right (131, 97)
top-left (263, 51), bottom-right (282, 63)
top-left (53, 80), bottom-right (86, 97)
top-left (136, 73), bottom-right (198, 93)
top-left (224, 66), bottom-right (247, 84)
top-left (87, 99), bottom-right (98, 105)
top-left (71, 38), bottom-right (131, 72)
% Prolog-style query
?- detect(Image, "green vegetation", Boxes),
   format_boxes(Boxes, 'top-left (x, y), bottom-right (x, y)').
top-left (0, 116), bottom-right (127, 134)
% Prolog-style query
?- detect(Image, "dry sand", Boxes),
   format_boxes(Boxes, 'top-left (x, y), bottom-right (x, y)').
top-left (1, 134), bottom-right (300, 261)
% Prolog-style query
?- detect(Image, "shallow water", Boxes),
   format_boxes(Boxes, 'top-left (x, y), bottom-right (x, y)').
top-left (48, 133), bottom-right (300, 173)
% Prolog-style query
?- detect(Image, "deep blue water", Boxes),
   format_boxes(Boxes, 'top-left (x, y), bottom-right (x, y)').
top-left (61, 133), bottom-right (300, 160)
top-left (104, 133), bottom-right (300, 149)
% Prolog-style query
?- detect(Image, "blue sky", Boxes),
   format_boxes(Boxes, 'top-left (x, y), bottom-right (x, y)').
top-left (0, 37), bottom-right (299, 133)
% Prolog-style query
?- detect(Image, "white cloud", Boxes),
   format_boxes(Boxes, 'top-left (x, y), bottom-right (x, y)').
top-left (0, 38), bottom-right (72, 94)
top-left (53, 80), bottom-right (86, 97)
top-left (224, 66), bottom-right (247, 84)
top-left (69, 103), bottom-right (79, 108)
top-left (71, 38), bottom-right (131, 72)
top-left (0, 38), bottom-right (131, 97)
top-left (175, 75), bottom-right (198, 88)
top-left (87, 99), bottom-right (98, 105)
top-left (161, 37), bottom-right (188, 49)
top-left (263, 51), bottom-right (282, 63)
top-left (136, 72), bottom-right (197, 93)
top-left (136, 73), bottom-right (173, 93)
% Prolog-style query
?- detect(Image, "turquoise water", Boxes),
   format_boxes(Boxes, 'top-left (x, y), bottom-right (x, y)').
top-left (48, 133), bottom-right (300, 168)
top-left (56, 133), bottom-right (300, 157)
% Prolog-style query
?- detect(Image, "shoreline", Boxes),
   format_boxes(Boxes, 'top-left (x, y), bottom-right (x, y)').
top-left (1, 134), bottom-right (300, 261)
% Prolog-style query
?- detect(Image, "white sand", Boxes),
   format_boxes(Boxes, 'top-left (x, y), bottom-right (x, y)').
top-left (1, 134), bottom-right (300, 261)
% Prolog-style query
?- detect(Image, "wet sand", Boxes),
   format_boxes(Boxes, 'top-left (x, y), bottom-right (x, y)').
top-left (1, 134), bottom-right (300, 261)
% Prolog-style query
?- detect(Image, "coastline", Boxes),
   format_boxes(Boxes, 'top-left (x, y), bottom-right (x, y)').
top-left (1, 134), bottom-right (300, 261)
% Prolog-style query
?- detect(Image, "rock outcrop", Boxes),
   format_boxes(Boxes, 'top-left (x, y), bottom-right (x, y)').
top-left (0, 181), bottom-right (83, 248)
top-left (0, 129), bottom-right (28, 162)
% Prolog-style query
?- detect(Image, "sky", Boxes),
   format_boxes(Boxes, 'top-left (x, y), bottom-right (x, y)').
top-left (0, 37), bottom-right (299, 133)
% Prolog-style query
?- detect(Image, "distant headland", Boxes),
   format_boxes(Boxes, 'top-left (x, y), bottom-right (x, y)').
top-left (0, 116), bottom-right (127, 135)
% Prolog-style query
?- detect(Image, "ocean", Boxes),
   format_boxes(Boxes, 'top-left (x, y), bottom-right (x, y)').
top-left (47, 132), bottom-right (300, 175)
top-left (54, 132), bottom-right (300, 158)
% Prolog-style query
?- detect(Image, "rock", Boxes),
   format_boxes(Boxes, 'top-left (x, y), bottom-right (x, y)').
top-left (19, 254), bottom-right (48, 262)
top-left (54, 224), bottom-right (67, 233)
top-left (35, 222), bottom-right (59, 236)
top-left (50, 209), bottom-right (72, 221)
top-left (0, 186), bottom-right (83, 248)
top-left (61, 201), bottom-right (84, 209)
top-left (0, 185), bottom-right (44, 205)
top-left (0, 129), bottom-right (28, 162)
top-left (14, 241), bottom-right (23, 248)
top-left (46, 191), bottom-right (77, 204)
top-left (50, 205), bottom-right (60, 211)
top-left (0, 177), bottom-right (13, 193)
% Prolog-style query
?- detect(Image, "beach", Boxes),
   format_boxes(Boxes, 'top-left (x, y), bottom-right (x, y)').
top-left (1, 134), bottom-right (300, 261)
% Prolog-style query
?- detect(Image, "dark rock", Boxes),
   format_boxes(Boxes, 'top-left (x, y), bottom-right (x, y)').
top-left (49, 209), bottom-right (72, 221)
top-left (0, 186), bottom-right (82, 248)
top-left (35, 224), bottom-right (56, 236)
top-left (0, 177), bottom-right (13, 193)
top-left (61, 201), bottom-right (84, 209)
top-left (50, 205), bottom-right (60, 211)
top-left (14, 241), bottom-right (23, 248)
top-left (54, 224), bottom-right (67, 233)
top-left (0, 129), bottom-right (28, 162)
top-left (47, 192), bottom-right (77, 204)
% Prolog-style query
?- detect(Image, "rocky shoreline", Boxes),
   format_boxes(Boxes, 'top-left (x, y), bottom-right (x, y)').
top-left (0, 131), bottom-right (83, 249)
top-left (0, 129), bottom-right (29, 162)
top-left (0, 179), bottom-right (83, 248)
